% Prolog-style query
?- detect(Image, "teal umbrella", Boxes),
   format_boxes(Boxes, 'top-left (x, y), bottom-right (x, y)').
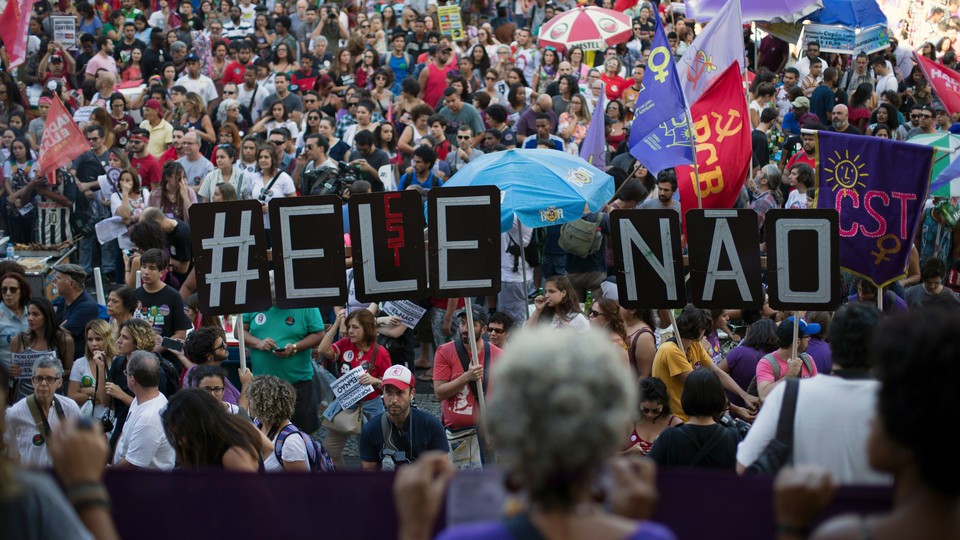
top-left (909, 133), bottom-right (960, 197)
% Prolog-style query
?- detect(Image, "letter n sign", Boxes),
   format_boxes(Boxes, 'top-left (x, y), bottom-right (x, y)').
top-left (190, 200), bottom-right (272, 316)
top-left (610, 209), bottom-right (686, 309)
top-left (765, 209), bottom-right (842, 311)
top-left (686, 209), bottom-right (763, 310)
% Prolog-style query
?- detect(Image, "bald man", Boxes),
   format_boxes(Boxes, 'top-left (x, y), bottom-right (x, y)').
top-left (830, 104), bottom-right (862, 135)
top-left (515, 93), bottom-right (558, 144)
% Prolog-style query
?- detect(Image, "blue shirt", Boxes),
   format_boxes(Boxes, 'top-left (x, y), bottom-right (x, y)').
top-left (0, 302), bottom-right (28, 370)
top-left (53, 291), bottom-right (100, 360)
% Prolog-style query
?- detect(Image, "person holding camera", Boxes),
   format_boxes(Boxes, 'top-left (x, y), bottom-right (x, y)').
top-left (293, 133), bottom-right (336, 194)
top-left (251, 144), bottom-right (296, 238)
top-left (345, 130), bottom-right (389, 191)
top-left (358, 365), bottom-right (448, 471)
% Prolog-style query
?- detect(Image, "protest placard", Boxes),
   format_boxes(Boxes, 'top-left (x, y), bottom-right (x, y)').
top-left (51, 16), bottom-right (77, 48)
top-left (764, 209), bottom-right (843, 311)
top-left (428, 186), bottom-right (501, 298)
top-left (381, 300), bottom-right (428, 329)
top-left (802, 24), bottom-right (856, 54)
top-left (610, 209), bottom-right (686, 309)
top-left (331, 365), bottom-right (374, 410)
top-left (854, 24), bottom-right (890, 55)
top-left (437, 5), bottom-right (464, 40)
top-left (686, 209), bottom-right (763, 309)
top-left (12, 351), bottom-right (56, 380)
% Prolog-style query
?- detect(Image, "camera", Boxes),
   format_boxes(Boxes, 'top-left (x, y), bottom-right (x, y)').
top-left (301, 162), bottom-right (358, 197)
top-left (257, 187), bottom-right (272, 203)
top-left (100, 411), bottom-right (114, 433)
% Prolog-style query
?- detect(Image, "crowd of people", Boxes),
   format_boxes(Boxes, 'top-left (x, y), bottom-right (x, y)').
top-left (2, 0), bottom-right (960, 537)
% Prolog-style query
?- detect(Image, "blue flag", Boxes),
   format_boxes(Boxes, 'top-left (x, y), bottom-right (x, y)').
top-left (628, 8), bottom-right (693, 176)
top-left (579, 84), bottom-right (606, 169)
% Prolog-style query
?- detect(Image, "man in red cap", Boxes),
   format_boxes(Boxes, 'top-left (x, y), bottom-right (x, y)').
top-left (127, 128), bottom-right (162, 190)
top-left (138, 98), bottom-right (172, 159)
top-left (358, 365), bottom-right (448, 471)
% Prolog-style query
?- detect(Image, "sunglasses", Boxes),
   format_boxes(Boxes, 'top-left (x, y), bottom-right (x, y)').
top-left (640, 406), bottom-right (663, 416)
top-left (588, 310), bottom-right (602, 318)
top-left (1, 286), bottom-right (19, 293)
top-left (223, 90), bottom-right (236, 95)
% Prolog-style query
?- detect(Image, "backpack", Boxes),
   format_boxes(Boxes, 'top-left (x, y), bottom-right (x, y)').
top-left (377, 327), bottom-right (416, 370)
top-left (60, 170), bottom-right (98, 240)
top-left (275, 423), bottom-right (336, 472)
top-left (558, 215), bottom-right (602, 258)
top-left (762, 352), bottom-right (814, 380)
top-left (157, 355), bottom-right (181, 397)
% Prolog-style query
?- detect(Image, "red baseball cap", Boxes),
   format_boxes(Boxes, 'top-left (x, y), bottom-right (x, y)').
top-left (381, 365), bottom-right (414, 391)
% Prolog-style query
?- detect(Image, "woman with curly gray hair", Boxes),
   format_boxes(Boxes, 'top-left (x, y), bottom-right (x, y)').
top-left (394, 328), bottom-right (677, 540)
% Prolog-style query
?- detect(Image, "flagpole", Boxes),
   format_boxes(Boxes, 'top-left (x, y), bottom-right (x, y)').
top-left (686, 109), bottom-right (704, 209)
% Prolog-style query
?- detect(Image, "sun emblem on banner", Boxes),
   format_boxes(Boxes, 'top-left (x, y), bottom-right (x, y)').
top-left (566, 167), bottom-right (593, 186)
top-left (823, 150), bottom-right (869, 191)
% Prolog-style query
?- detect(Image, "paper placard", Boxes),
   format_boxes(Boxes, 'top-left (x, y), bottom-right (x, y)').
top-left (802, 24), bottom-right (856, 54)
top-left (12, 351), bottom-right (57, 380)
top-left (437, 5), bottom-right (464, 40)
top-left (52, 16), bottom-right (77, 49)
top-left (331, 365), bottom-right (374, 410)
top-left (381, 300), bottom-right (428, 329)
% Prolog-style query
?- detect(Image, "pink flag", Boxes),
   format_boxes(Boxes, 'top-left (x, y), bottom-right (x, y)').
top-left (915, 53), bottom-right (960, 116)
top-left (37, 95), bottom-right (92, 180)
top-left (0, 0), bottom-right (32, 68)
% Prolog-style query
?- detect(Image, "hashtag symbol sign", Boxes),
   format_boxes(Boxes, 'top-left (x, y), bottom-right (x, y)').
top-left (201, 210), bottom-right (260, 308)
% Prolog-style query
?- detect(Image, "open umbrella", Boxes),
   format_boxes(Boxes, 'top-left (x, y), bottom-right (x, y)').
top-left (443, 149), bottom-right (615, 232)
top-left (537, 6), bottom-right (632, 53)
top-left (909, 133), bottom-right (960, 196)
top-left (686, 0), bottom-right (821, 22)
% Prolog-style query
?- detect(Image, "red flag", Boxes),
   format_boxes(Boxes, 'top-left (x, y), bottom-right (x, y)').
top-left (0, 0), bottom-right (31, 68)
top-left (915, 53), bottom-right (960, 116)
top-left (37, 95), bottom-right (91, 180)
top-left (676, 63), bottom-right (751, 218)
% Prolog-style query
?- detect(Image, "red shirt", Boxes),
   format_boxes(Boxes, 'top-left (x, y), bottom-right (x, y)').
top-left (332, 338), bottom-right (392, 401)
top-left (786, 150), bottom-right (816, 171)
top-left (221, 61), bottom-right (249, 86)
top-left (600, 73), bottom-right (632, 101)
top-left (433, 340), bottom-right (502, 429)
top-left (130, 153), bottom-right (162, 190)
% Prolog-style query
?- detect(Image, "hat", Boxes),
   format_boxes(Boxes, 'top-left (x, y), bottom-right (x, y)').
top-left (777, 317), bottom-right (821, 341)
top-left (381, 365), bottom-right (415, 391)
top-left (455, 305), bottom-right (489, 325)
top-left (145, 98), bottom-right (163, 111)
top-left (791, 96), bottom-right (810, 109)
top-left (185, 52), bottom-right (200, 62)
top-left (53, 263), bottom-right (87, 284)
top-left (439, 45), bottom-right (452, 53)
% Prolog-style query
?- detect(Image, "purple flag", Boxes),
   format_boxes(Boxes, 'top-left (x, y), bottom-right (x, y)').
top-left (813, 131), bottom-right (935, 288)
top-left (627, 8), bottom-right (692, 176)
top-left (579, 84), bottom-right (606, 168)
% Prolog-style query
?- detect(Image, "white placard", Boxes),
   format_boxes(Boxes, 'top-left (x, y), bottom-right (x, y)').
top-left (12, 351), bottom-right (57, 380)
top-left (381, 300), bottom-right (428, 329)
top-left (330, 365), bottom-right (374, 409)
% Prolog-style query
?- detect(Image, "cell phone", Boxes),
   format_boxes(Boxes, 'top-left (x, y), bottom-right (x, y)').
top-left (161, 337), bottom-right (184, 351)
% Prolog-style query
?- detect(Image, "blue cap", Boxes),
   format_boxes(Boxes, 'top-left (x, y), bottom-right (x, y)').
top-left (185, 52), bottom-right (200, 62)
top-left (784, 316), bottom-right (821, 336)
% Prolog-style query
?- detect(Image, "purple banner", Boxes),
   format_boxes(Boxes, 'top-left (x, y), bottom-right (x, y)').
top-left (628, 7), bottom-right (693, 176)
top-left (96, 468), bottom-right (891, 540)
top-left (813, 131), bottom-right (935, 288)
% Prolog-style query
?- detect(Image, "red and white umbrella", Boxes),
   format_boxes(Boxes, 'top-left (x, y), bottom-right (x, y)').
top-left (538, 6), bottom-right (632, 53)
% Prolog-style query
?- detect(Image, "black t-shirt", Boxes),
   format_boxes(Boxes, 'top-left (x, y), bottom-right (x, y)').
top-left (167, 220), bottom-right (192, 263)
top-left (752, 129), bottom-right (770, 168)
top-left (53, 291), bottom-right (100, 360)
top-left (134, 285), bottom-right (191, 338)
top-left (72, 150), bottom-right (108, 184)
top-left (358, 148), bottom-right (389, 191)
top-left (358, 408), bottom-right (449, 466)
top-left (115, 38), bottom-right (147, 63)
top-left (647, 423), bottom-right (739, 471)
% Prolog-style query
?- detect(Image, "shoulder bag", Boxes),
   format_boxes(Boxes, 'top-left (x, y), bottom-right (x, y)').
top-left (745, 377), bottom-right (800, 475)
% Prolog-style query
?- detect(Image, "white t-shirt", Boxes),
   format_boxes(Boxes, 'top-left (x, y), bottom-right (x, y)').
top-left (262, 426), bottom-right (308, 472)
top-left (250, 171), bottom-right (295, 229)
top-left (114, 393), bottom-right (176, 470)
top-left (736, 376), bottom-right (891, 486)
top-left (500, 220), bottom-right (533, 284)
top-left (174, 74), bottom-right (220, 105)
top-left (4, 394), bottom-right (81, 468)
top-left (69, 357), bottom-right (111, 420)
top-left (551, 312), bottom-right (590, 332)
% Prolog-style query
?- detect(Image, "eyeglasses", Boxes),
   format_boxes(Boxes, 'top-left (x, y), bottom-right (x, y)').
top-left (457, 135), bottom-right (471, 140)
top-left (348, 102), bottom-right (359, 107)
top-left (1, 286), bottom-right (19, 293)
top-left (588, 310), bottom-right (602, 318)
top-left (33, 376), bottom-right (60, 385)
top-left (484, 76), bottom-right (496, 81)
top-left (305, 98), bottom-right (318, 103)
top-left (640, 406), bottom-right (663, 416)
top-left (86, 136), bottom-right (101, 142)
top-left (920, 114), bottom-right (934, 119)
top-left (201, 386), bottom-right (225, 394)
top-left (488, 327), bottom-right (505, 334)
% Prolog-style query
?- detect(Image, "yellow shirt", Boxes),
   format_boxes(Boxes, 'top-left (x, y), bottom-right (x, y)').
top-left (651, 340), bottom-right (711, 422)
top-left (139, 119), bottom-right (173, 159)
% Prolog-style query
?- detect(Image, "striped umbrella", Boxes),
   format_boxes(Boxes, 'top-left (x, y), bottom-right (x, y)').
top-left (537, 6), bottom-right (632, 53)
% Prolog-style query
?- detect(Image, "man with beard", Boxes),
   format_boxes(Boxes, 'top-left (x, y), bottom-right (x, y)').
top-left (359, 365), bottom-right (448, 470)
top-left (432, 307), bottom-right (502, 468)
top-left (182, 327), bottom-right (242, 404)
top-left (639, 170), bottom-right (681, 215)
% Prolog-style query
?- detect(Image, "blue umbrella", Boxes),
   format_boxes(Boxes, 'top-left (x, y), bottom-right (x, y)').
top-left (443, 149), bottom-right (615, 232)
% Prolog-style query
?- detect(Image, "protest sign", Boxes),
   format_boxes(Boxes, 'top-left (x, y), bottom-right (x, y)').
top-left (764, 209), bottom-right (843, 311)
top-left (381, 300), bottom-right (428, 329)
top-left (802, 24), bottom-right (856, 54)
top-left (437, 5), bottom-right (464, 40)
top-left (813, 131), bottom-right (935, 288)
top-left (427, 186), bottom-right (501, 298)
top-left (51, 15), bottom-right (77, 48)
top-left (189, 200), bottom-right (272, 317)
top-left (269, 196), bottom-right (347, 308)
top-left (686, 209), bottom-right (763, 309)
top-left (331, 365), bottom-right (374, 410)
top-left (854, 24), bottom-right (889, 54)
top-left (610, 209), bottom-right (686, 309)
top-left (349, 191), bottom-right (427, 302)
top-left (12, 351), bottom-right (56, 380)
